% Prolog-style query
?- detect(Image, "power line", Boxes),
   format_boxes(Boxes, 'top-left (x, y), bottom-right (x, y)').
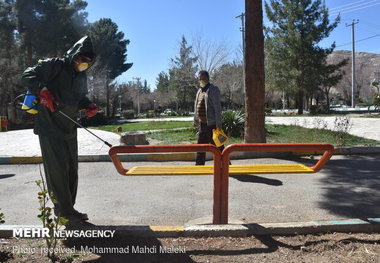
top-left (330, 1), bottom-right (380, 16)
top-left (357, 19), bottom-right (380, 31)
top-left (341, 19), bottom-right (380, 36)
top-left (330, 0), bottom-right (380, 12)
top-left (329, 0), bottom-right (369, 11)
top-left (356, 25), bottom-right (379, 35)
top-left (336, 33), bottom-right (380, 48)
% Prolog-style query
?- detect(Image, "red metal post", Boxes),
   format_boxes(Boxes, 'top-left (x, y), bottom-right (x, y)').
top-left (108, 144), bottom-right (223, 224)
top-left (220, 143), bottom-right (334, 224)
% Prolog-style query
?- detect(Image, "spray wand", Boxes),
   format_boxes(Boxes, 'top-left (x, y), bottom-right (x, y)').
top-left (56, 110), bottom-right (112, 148)
top-left (13, 93), bottom-right (113, 148)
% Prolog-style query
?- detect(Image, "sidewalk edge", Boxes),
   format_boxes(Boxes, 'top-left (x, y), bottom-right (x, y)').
top-left (1, 218), bottom-right (379, 238)
top-left (1, 146), bottom-right (380, 164)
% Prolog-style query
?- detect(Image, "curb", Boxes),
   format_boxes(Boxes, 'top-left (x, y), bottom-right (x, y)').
top-left (334, 146), bottom-right (380, 155)
top-left (1, 146), bottom-right (380, 164)
top-left (1, 218), bottom-right (379, 238)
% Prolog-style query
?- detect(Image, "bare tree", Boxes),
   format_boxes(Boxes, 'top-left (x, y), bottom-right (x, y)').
top-left (370, 71), bottom-right (380, 95)
top-left (335, 61), bottom-right (368, 105)
top-left (152, 89), bottom-right (178, 110)
top-left (213, 62), bottom-right (244, 109)
top-left (329, 51), bottom-right (380, 105)
top-left (191, 32), bottom-right (232, 76)
top-left (315, 54), bottom-right (348, 112)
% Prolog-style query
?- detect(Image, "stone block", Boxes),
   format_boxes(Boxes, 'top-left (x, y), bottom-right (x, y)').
top-left (120, 131), bottom-right (149, 145)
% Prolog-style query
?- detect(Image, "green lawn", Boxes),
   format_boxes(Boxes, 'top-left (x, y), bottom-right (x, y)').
top-left (147, 128), bottom-right (198, 144)
top-left (265, 124), bottom-right (378, 146)
top-left (93, 121), bottom-right (378, 146)
top-left (146, 124), bottom-right (378, 146)
top-left (91, 121), bottom-right (192, 133)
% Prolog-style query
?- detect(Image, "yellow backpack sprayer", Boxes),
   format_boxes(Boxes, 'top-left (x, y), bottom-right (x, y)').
top-left (13, 92), bottom-right (112, 148)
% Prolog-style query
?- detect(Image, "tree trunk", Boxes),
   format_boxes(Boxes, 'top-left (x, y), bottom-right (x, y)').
top-left (244, 0), bottom-right (266, 143)
top-left (111, 95), bottom-right (117, 118)
top-left (325, 91), bottom-right (330, 113)
top-left (26, 29), bottom-right (33, 67)
top-left (297, 89), bottom-right (304, 114)
top-left (106, 78), bottom-right (110, 117)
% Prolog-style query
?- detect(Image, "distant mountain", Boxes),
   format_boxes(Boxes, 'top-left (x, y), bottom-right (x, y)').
top-left (330, 50), bottom-right (380, 70)
top-left (328, 50), bottom-right (380, 101)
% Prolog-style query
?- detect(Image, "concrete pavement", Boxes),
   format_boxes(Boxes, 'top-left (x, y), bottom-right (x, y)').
top-left (1, 116), bottom-right (380, 236)
top-left (1, 155), bottom-right (380, 236)
top-left (0, 128), bottom-right (120, 157)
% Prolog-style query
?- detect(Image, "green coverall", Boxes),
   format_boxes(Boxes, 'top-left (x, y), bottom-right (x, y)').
top-left (21, 36), bottom-right (95, 217)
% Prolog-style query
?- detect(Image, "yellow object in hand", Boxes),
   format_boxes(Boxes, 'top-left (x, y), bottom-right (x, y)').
top-left (212, 128), bottom-right (229, 147)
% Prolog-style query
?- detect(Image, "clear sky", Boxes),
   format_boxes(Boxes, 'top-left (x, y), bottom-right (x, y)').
top-left (85, 0), bottom-right (380, 89)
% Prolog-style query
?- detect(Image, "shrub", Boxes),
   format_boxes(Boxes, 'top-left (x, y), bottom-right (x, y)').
top-left (36, 167), bottom-right (68, 262)
top-left (222, 110), bottom-right (245, 138)
top-left (146, 110), bottom-right (160, 118)
top-left (0, 208), bottom-right (4, 224)
top-left (168, 111), bottom-right (178, 116)
top-left (310, 104), bottom-right (329, 115)
top-left (122, 109), bottom-right (135, 119)
top-left (373, 93), bottom-right (380, 109)
top-left (333, 116), bottom-right (352, 146)
top-left (176, 109), bottom-right (190, 116)
top-left (265, 108), bottom-right (272, 115)
top-left (80, 111), bottom-right (108, 126)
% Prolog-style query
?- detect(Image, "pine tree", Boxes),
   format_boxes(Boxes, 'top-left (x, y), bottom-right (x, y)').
top-left (15, 0), bottom-right (41, 66)
top-left (15, 0), bottom-right (89, 65)
top-left (156, 71), bottom-right (170, 93)
top-left (35, 0), bottom-right (89, 57)
top-left (265, 0), bottom-right (343, 114)
top-left (0, 0), bottom-right (18, 116)
top-left (87, 18), bottom-right (132, 117)
top-left (170, 36), bottom-right (198, 110)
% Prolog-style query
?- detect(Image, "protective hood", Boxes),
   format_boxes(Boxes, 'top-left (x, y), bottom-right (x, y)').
top-left (65, 36), bottom-right (95, 64)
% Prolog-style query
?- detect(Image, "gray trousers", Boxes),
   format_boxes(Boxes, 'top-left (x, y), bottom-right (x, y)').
top-left (39, 135), bottom-right (78, 216)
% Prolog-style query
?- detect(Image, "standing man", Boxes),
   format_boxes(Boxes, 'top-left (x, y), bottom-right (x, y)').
top-left (22, 36), bottom-right (98, 225)
top-left (193, 70), bottom-right (224, 165)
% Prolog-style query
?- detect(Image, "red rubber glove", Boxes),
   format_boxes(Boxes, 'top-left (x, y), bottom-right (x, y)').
top-left (86, 103), bottom-right (98, 117)
top-left (39, 89), bottom-right (57, 112)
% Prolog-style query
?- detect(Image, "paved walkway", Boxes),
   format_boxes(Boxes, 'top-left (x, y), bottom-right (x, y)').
top-left (0, 116), bottom-right (379, 157)
top-left (0, 129), bottom-right (120, 157)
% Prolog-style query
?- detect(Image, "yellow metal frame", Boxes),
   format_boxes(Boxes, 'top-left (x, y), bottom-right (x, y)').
top-left (125, 163), bottom-right (314, 176)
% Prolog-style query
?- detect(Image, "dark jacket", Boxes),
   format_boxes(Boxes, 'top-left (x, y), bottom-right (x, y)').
top-left (21, 36), bottom-right (95, 139)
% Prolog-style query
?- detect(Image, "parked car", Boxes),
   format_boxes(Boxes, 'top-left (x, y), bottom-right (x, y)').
top-left (163, 108), bottom-right (172, 114)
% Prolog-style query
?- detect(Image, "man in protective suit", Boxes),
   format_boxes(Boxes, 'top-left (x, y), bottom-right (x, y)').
top-left (22, 36), bottom-right (98, 225)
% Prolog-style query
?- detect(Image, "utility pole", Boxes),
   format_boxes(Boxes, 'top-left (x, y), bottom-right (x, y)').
top-left (236, 12), bottom-right (246, 105)
top-left (133, 77), bottom-right (141, 115)
top-left (346, 19), bottom-right (359, 107)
